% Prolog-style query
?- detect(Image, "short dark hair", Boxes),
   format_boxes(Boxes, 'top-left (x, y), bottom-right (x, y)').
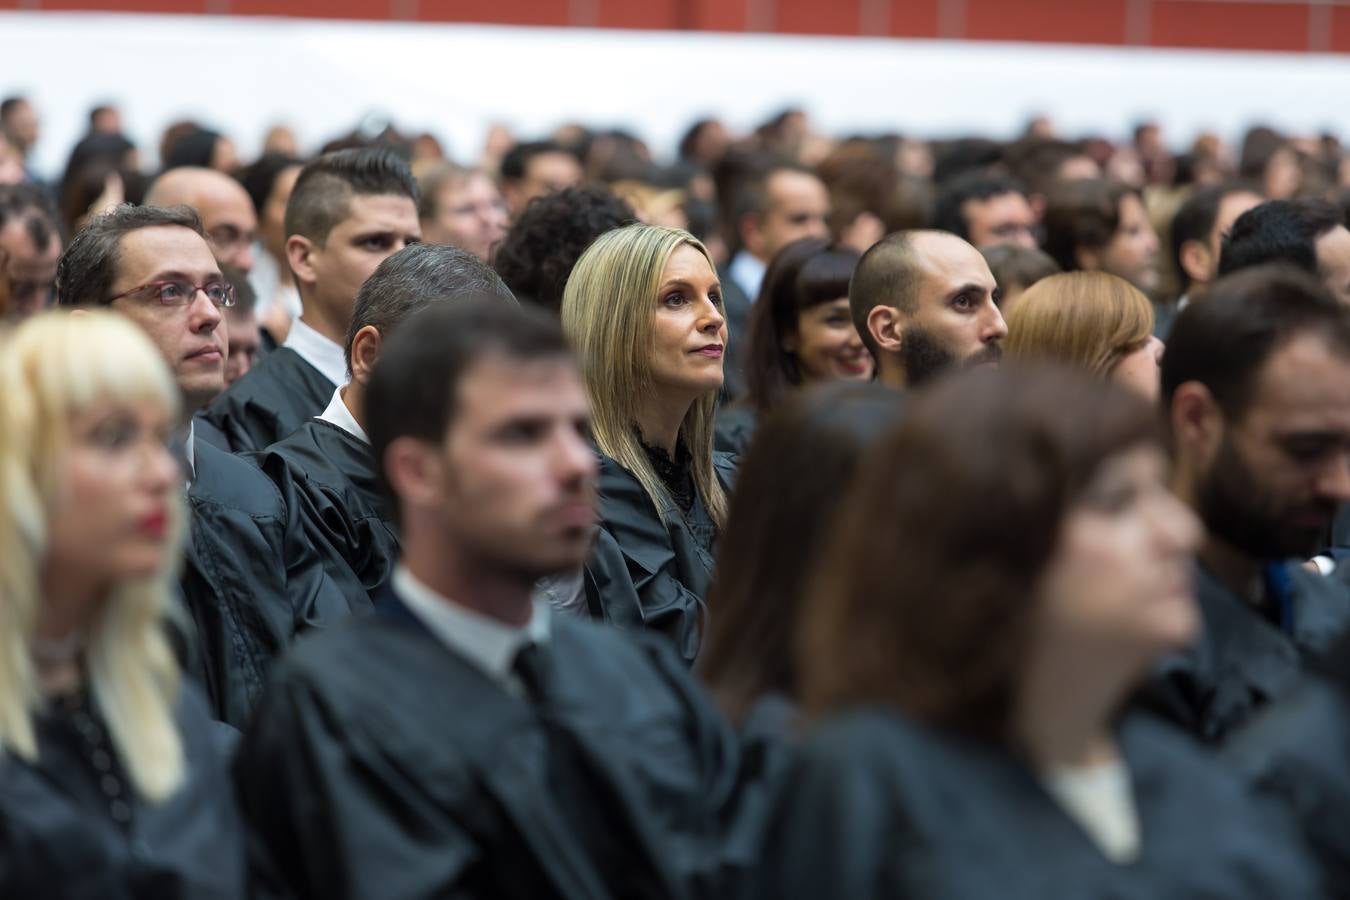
top-left (1217, 199), bottom-right (1343, 279)
top-left (1162, 264), bottom-right (1350, 422)
top-left (849, 231), bottom-right (921, 356)
top-left (345, 242), bottom-right (516, 373)
top-left (0, 183), bottom-right (59, 256)
top-left (0, 97), bottom-right (26, 121)
top-left (1041, 179), bottom-right (1136, 273)
top-left (499, 141), bottom-right (576, 183)
top-left (55, 204), bottom-right (204, 308)
top-left (733, 162), bottom-right (817, 226)
top-left (1004, 138), bottom-right (1092, 198)
top-left (219, 262), bottom-right (256, 315)
top-left (1169, 183), bottom-right (1256, 293)
top-left (700, 381), bottom-right (904, 725)
top-left (284, 148), bottom-right (417, 248)
top-left (366, 301), bottom-right (571, 522)
top-left (745, 238), bottom-right (860, 412)
top-left (933, 173), bottom-right (1028, 242)
top-left (980, 243), bottom-right (1060, 293)
top-left (801, 365), bottom-right (1158, 739)
top-left (492, 185), bottom-right (635, 313)
top-left (238, 153), bottom-right (303, 218)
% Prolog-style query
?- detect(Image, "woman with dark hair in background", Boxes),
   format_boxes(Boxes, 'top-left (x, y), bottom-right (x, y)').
top-left (717, 238), bottom-right (870, 452)
top-left (700, 381), bottom-right (900, 737)
top-left (756, 365), bottom-right (1319, 898)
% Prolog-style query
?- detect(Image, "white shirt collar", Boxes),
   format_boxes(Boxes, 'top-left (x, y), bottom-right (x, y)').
top-left (728, 251), bottom-right (767, 301)
top-left (184, 419), bottom-right (196, 485)
top-left (392, 564), bottom-right (550, 694)
top-left (283, 317), bottom-right (347, 387)
top-left (318, 385), bottom-right (368, 444)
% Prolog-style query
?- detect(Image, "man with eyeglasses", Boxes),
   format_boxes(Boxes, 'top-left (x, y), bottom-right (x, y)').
top-left (0, 182), bottom-right (61, 322)
top-left (144, 168), bottom-right (265, 404)
top-left (55, 203), bottom-right (368, 726)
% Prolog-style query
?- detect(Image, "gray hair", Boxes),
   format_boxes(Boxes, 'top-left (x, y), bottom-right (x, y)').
top-left (55, 204), bottom-right (204, 308)
top-left (344, 242), bottom-right (517, 374)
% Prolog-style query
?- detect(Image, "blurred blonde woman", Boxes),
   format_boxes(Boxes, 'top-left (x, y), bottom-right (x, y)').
top-left (562, 223), bottom-right (733, 662)
top-left (1005, 271), bottom-right (1165, 399)
top-left (0, 311), bottom-right (243, 897)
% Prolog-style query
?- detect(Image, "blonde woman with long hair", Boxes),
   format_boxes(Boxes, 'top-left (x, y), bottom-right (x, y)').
top-left (562, 223), bottom-right (734, 662)
top-left (0, 311), bottom-right (244, 897)
top-left (1004, 271), bottom-right (1166, 400)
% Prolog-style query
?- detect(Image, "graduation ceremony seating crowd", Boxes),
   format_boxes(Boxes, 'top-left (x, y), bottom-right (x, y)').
top-left (7, 88), bottom-right (1350, 898)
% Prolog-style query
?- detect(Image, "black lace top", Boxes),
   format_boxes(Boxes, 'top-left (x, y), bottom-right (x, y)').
top-left (639, 438), bottom-right (696, 515)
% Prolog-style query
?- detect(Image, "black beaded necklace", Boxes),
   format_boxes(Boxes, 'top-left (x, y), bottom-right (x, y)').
top-left (58, 689), bottom-right (134, 831)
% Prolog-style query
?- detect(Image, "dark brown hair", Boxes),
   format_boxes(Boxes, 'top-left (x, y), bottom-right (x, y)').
top-left (799, 364), bottom-right (1158, 741)
top-left (744, 238), bottom-right (860, 413)
top-left (1041, 179), bottom-right (1138, 273)
top-left (700, 381), bottom-right (903, 725)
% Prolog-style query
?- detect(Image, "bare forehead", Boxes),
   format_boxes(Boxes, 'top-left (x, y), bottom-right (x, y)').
top-left (661, 243), bottom-right (716, 282)
top-left (336, 193), bottom-right (419, 229)
top-left (455, 354), bottom-right (587, 418)
top-left (116, 225), bottom-right (219, 281)
top-left (910, 231), bottom-right (996, 292)
top-left (1250, 332), bottom-right (1350, 417)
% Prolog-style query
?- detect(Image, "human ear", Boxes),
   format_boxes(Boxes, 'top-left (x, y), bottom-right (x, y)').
top-left (1170, 381), bottom-right (1223, 468)
top-left (384, 437), bottom-right (443, 514)
top-left (1179, 240), bottom-right (1212, 287)
top-left (350, 326), bottom-right (383, 385)
top-left (286, 235), bottom-right (318, 288)
top-left (867, 305), bottom-right (904, 353)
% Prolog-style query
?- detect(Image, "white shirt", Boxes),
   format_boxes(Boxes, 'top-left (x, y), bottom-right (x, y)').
top-left (183, 420), bottom-right (196, 483)
top-left (1042, 759), bottom-right (1141, 864)
top-left (728, 251), bottom-right (767, 302)
top-left (318, 385), bottom-right (368, 444)
top-left (248, 248), bottom-right (303, 320)
top-left (392, 565), bottom-right (551, 696)
top-left (283, 318), bottom-right (347, 387)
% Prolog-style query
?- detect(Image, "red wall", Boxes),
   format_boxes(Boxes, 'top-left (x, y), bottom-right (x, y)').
top-left (3, 0), bottom-right (1348, 53)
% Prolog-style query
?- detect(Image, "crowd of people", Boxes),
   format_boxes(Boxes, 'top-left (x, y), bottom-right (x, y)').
top-left (4, 89), bottom-right (1350, 897)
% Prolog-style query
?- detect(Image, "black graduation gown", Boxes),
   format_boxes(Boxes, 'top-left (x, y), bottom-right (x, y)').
top-left (583, 450), bottom-right (737, 664)
top-left (719, 274), bottom-right (753, 403)
top-left (1223, 677), bottom-right (1350, 897)
top-left (249, 419), bottom-right (400, 602)
top-left (713, 404), bottom-right (757, 456)
top-left (183, 439), bottom-right (368, 726)
top-left (754, 707), bottom-right (1320, 900)
top-left (1140, 560), bottom-right (1350, 742)
top-left (234, 592), bottom-right (774, 900)
top-left (198, 347), bottom-right (334, 453)
top-left (0, 684), bottom-right (245, 899)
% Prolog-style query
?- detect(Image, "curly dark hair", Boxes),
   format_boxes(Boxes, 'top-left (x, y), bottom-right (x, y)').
top-left (492, 185), bottom-right (635, 313)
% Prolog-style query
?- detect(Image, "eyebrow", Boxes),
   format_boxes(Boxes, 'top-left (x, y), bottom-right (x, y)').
top-left (146, 269), bottom-right (222, 282)
top-left (660, 277), bottom-right (722, 291)
top-left (945, 282), bottom-right (989, 301)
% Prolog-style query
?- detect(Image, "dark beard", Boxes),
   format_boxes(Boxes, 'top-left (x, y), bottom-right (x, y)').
top-left (901, 327), bottom-right (1002, 388)
top-left (1196, 436), bottom-right (1335, 560)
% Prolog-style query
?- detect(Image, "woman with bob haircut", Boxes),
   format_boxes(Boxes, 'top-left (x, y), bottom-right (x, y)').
top-left (717, 238), bottom-right (871, 453)
top-left (0, 312), bottom-right (244, 897)
top-left (1004, 271), bottom-right (1165, 399)
top-left (700, 381), bottom-right (900, 736)
top-left (562, 222), bottom-right (734, 662)
top-left (755, 365), bottom-right (1320, 898)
